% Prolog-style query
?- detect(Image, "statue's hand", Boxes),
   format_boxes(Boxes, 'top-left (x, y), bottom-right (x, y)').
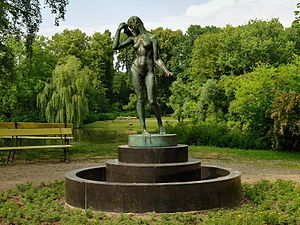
top-left (165, 71), bottom-right (173, 77)
top-left (118, 22), bottom-right (128, 31)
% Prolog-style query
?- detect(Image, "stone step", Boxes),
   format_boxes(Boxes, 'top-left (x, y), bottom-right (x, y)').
top-left (118, 144), bottom-right (188, 163)
top-left (106, 158), bottom-right (201, 183)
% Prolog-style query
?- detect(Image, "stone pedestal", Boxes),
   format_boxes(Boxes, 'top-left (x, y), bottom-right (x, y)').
top-left (65, 133), bottom-right (242, 212)
top-left (128, 134), bottom-right (177, 147)
top-left (106, 134), bottom-right (200, 183)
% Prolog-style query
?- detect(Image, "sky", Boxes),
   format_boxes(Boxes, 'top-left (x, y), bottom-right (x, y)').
top-left (39, 0), bottom-right (299, 37)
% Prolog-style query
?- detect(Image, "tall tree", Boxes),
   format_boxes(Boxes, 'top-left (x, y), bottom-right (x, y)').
top-left (50, 29), bottom-right (89, 65)
top-left (0, 0), bottom-right (68, 76)
top-left (150, 28), bottom-right (182, 115)
top-left (37, 56), bottom-right (89, 127)
top-left (0, 35), bottom-right (54, 121)
top-left (86, 31), bottom-right (114, 110)
top-left (0, 0), bottom-right (68, 50)
top-left (292, 2), bottom-right (300, 29)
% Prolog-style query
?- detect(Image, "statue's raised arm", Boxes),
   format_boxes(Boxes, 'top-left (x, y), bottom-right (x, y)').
top-left (112, 22), bottom-right (134, 50)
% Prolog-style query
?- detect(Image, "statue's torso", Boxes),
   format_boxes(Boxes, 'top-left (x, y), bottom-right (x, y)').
top-left (133, 33), bottom-right (154, 74)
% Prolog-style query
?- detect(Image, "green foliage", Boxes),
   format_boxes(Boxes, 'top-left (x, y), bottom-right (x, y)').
top-left (168, 78), bottom-right (198, 121)
top-left (292, 2), bottom-right (300, 29)
top-left (83, 113), bottom-right (117, 124)
top-left (37, 55), bottom-right (89, 127)
top-left (269, 91), bottom-right (300, 151)
top-left (190, 32), bottom-right (221, 81)
top-left (168, 25), bottom-right (222, 121)
top-left (243, 180), bottom-right (300, 217)
top-left (196, 79), bottom-right (228, 122)
top-left (224, 57), bottom-right (300, 136)
top-left (0, 0), bottom-right (67, 58)
top-left (86, 31), bottom-right (114, 107)
top-left (0, 35), bottom-right (58, 122)
top-left (1, 180), bottom-right (300, 224)
top-left (48, 29), bottom-right (115, 114)
top-left (111, 71), bottom-right (132, 111)
top-left (149, 28), bottom-right (183, 114)
top-left (190, 19), bottom-right (297, 82)
top-left (166, 121), bottom-right (267, 150)
top-left (50, 29), bottom-right (89, 64)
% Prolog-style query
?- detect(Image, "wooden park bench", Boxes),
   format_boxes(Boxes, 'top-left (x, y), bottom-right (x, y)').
top-left (0, 122), bottom-right (74, 164)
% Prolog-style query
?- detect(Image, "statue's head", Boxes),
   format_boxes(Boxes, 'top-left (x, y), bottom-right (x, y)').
top-left (127, 16), bottom-right (143, 34)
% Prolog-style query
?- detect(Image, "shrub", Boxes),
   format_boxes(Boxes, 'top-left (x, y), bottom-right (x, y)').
top-left (269, 91), bottom-right (300, 151)
top-left (83, 113), bottom-right (117, 123)
top-left (166, 121), bottom-right (268, 150)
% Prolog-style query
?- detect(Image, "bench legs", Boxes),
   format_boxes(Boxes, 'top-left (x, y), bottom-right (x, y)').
top-left (6, 150), bottom-right (16, 164)
top-left (64, 148), bottom-right (69, 162)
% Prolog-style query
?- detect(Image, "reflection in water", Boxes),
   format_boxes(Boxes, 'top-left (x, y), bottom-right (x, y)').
top-left (74, 128), bottom-right (137, 144)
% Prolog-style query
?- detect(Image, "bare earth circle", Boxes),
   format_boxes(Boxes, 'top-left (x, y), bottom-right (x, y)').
top-left (1, 158), bottom-right (299, 192)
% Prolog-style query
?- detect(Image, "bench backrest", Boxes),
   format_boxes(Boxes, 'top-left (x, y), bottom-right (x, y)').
top-left (0, 122), bottom-right (73, 129)
top-left (0, 122), bottom-right (73, 136)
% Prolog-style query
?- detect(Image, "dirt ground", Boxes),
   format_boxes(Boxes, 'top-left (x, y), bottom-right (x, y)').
top-left (1, 158), bottom-right (300, 191)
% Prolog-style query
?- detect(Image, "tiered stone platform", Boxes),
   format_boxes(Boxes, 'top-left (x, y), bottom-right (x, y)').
top-left (65, 134), bottom-right (241, 213)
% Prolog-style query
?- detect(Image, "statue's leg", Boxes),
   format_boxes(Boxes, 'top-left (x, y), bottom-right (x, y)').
top-left (145, 73), bottom-right (166, 134)
top-left (131, 65), bottom-right (148, 135)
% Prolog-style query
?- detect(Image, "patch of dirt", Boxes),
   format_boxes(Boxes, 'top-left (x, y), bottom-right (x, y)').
top-left (0, 158), bottom-right (300, 191)
top-left (0, 160), bottom-right (104, 191)
top-left (204, 159), bottom-right (300, 183)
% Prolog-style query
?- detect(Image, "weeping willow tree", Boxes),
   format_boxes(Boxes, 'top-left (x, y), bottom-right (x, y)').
top-left (37, 55), bottom-right (89, 127)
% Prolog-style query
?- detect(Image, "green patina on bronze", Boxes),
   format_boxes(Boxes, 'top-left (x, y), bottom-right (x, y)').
top-left (128, 134), bottom-right (177, 147)
top-left (112, 16), bottom-right (173, 135)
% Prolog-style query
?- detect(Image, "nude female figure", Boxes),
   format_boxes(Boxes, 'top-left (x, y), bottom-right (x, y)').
top-left (112, 16), bottom-right (172, 135)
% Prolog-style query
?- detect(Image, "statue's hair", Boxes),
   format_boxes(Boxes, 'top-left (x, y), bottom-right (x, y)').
top-left (127, 16), bottom-right (143, 26)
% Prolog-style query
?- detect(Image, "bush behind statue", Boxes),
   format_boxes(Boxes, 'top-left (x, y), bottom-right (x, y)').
top-left (166, 121), bottom-right (269, 150)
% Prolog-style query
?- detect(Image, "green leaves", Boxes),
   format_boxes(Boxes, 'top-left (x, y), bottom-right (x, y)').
top-left (190, 19), bottom-right (296, 82)
top-left (37, 55), bottom-right (89, 127)
top-left (1, 0), bottom-right (68, 57)
top-left (269, 91), bottom-right (300, 150)
top-left (224, 57), bottom-right (300, 139)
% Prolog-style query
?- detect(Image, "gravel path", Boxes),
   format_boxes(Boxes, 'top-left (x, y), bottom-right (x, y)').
top-left (0, 158), bottom-right (300, 191)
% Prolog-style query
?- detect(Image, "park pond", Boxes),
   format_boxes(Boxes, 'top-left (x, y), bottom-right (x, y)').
top-left (73, 127), bottom-right (134, 144)
top-left (73, 118), bottom-right (174, 145)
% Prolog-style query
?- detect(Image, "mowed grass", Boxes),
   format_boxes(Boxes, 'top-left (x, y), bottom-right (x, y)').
top-left (189, 146), bottom-right (300, 165)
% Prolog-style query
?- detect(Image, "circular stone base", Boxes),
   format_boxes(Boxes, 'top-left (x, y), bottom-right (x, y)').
top-left (128, 134), bottom-right (177, 147)
top-left (65, 165), bottom-right (241, 213)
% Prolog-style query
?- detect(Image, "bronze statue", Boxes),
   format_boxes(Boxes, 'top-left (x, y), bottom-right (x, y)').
top-left (112, 16), bottom-right (173, 135)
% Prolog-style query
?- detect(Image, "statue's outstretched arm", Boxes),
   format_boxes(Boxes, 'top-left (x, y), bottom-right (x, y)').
top-left (152, 37), bottom-right (173, 77)
top-left (112, 22), bottom-right (133, 50)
